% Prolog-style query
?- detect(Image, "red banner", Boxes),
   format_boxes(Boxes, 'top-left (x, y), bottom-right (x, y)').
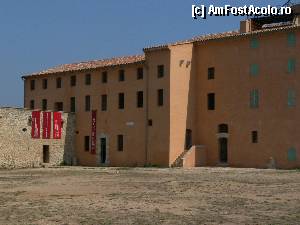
top-left (53, 112), bottom-right (62, 139)
top-left (42, 112), bottom-right (51, 139)
top-left (31, 111), bottom-right (41, 139)
top-left (91, 110), bottom-right (97, 154)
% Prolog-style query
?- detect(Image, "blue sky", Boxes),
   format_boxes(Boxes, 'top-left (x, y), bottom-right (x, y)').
top-left (0, 0), bottom-right (286, 106)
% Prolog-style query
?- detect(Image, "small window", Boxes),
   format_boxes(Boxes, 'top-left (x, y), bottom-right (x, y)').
top-left (250, 64), bottom-right (259, 76)
top-left (30, 80), bottom-right (35, 90)
top-left (85, 95), bottom-right (91, 112)
top-left (43, 145), bottom-right (50, 163)
top-left (252, 131), bottom-right (258, 143)
top-left (157, 65), bottom-right (164, 78)
top-left (250, 38), bottom-right (259, 49)
top-left (55, 102), bottom-right (63, 111)
top-left (117, 135), bottom-right (124, 151)
top-left (137, 68), bottom-right (143, 80)
top-left (218, 124), bottom-right (228, 133)
top-left (70, 75), bottom-right (76, 86)
top-left (101, 94), bottom-right (107, 111)
top-left (30, 100), bottom-right (35, 110)
top-left (148, 119), bottom-right (153, 126)
top-left (84, 136), bottom-right (90, 152)
top-left (42, 79), bottom-right (48, 89)
top-left (250, 89), bottom-right (259, 108)
top-left (137, 91), bottom-right (143, 108)
top-left (42, 99), bottom-right (47, 111)
top-left (288, 89), bottom-right (296, 108)
top-left (288, 147), bottom-right (297, 161)
top-left (288, 32), bottom-right (296, 47)
top-left (118, 93), bottom-right (124, 109)
top-left (102, 71), bottom-right (108, 83)
top-left (119, 70), bottom-right (125, 81)
top-left (85, 74), bottom-right (91, 85)
top-left (185, 129), bottom-right (192, 150)
top-left (207, 93), bottom-right (215, 110)
top-left (70, 97), bottom-right (76, 113)
top-left (208, 67), bottom-right (215, 80)
top-left (288, 59), bottom-right (296, 74)
top-left (56, 77), bottom-right (62, 88)
top-left (157, 89), bottom-right (164, 106)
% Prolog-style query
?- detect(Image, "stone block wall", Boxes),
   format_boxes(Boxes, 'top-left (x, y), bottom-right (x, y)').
top-left (0, 108), bottom-right (76, 169)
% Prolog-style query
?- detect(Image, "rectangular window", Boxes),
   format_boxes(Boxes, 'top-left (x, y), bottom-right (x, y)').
top-left (84, 136), bottom-right (90, 152)
top-left (30, 80), bottom-right (35, 90)
top-left (30, 100), bottom-right (35, 109)
top-left (288, 32), bottom-right (296, 47)
top-left (42, 79), bottom-right (48, 89)
top-left (70, 97), bottom-right (76, 113)
top-left (101, 94), bottom-right (107, 111)
top-left (85, 74), bottom-right (91, 85)
top-left (208, 67), bottom-right (215, 80)
top-left (250, 64), bottom-right (259, 76)
top-left (288, 147), bottom-right (297, 161)
top-left (102, 71), bottom-right (108, 83)
top-left (119, 70), bottom-right (125, 81)
top-left (252, 131), bottom-right (258, 143)
top-left (43, 145), bottom-right (50, 163)
top-left (250, 89), bottom-right (259, 108)
top-left (56, 77), bottom-right (62, 88)
top-left (137, 91), bottom-right (143, 108)
top-left (85, 95), bottom-right (91, 112)
top-left (70, 75), bottom-right (76, 86)
top-left (288, 89), bottom-right (296, 107)
top-left (42, 99), bottom-right (47, 111)
top-left (288, 59), bottom-right (296, 73)
top-left (207, 93), bottom-right (215, 110)
top-left (117, 135), bottom-right (123, 151)
top-left (157, 65), bottom-right (164, 78)
top-left (250, 38), bottom-right (259, 49)
top-left (148, 119), bottom-right (153, 126)
top-left (137, 68), bottom-right (143, 80)
top-left (118, 93), bottom-right (124, 109)
top-left (157, 89), bottom-right (164, 106)
top-left (54, 102), bottom-right (63, 111)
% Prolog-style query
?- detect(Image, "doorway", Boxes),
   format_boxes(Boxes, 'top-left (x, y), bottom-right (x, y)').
top-left (43, 145), bottom-right (50, 163)
top-left (219, 138), bottom-right (228, 163)
top-left (100, 137), bottom-right (107, 164)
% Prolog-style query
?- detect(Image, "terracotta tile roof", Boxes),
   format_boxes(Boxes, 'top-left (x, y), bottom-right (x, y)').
top-left (23, 54), bottom-right (145, 78)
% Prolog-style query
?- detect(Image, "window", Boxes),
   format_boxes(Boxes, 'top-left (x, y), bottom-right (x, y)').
top-left (137, 68), bottom-right (143, 80)
top-left (30, 100), bottom-right (35, 110)
top-left (30, 80), bottom-right (35, 90)
top-left (70, 97), bottom-right (76, 113)
top-left (208, 67), bottom-right (215, 80)
top-left (250, 64), bottom-right (259, 76)
top-left (42, 99), bottom-right (47, 111)
top-left (288, 89), bottom-right (296, 107)
top-left (102, 71), bottom-right (108, 83)
top-left (288, 147), bottom-right (297, 161)
top-left (56, 77), bottom-right (62, 88)
top-left (148, 119), bottom-right (153, 126)
top-left (288, 59), bottom-right (296, 73)
top-left (117, 135), bottom-right (123, 151)
top-left (42, 79), bottom-right (48, 89)
top-left (85, 95), bottom-right (91, 112)
top-left (288, 32), bottom-right (296, 47)
top-left (84, 136), bottom-right (90, 152)
top-left (250, 38), bottom-right (259, 49)
top-left (250, 89), bottom-right (259, 108)
top-left (157, 65), bottom-right (164, 78)
top-left (118, 93), bottom-right (124, 109)
top-left (85, 74), bottom-right (91, 85)
top-left (119, 70), bottom-right (125, 81)
top-left (55, 102), bottom-right (63, 111)
top-left (185, 129), bottom-right (192, 150)
top-left (137, 91), bottom-right (143, 108)
top-left (101, 94), bottom-right (107, 111)
top-left (157, 89), bottom-right (164, 106)
top-left (218, 124), bottom-right (228, 133)
top-left (252, 131), bottom-right (258, 143)
top-left (43, 145), bottom-right (50, 163)
top-left (70, 75), bottom-right (76, 86)
top-left (207, 93), bottom-right (215, 110)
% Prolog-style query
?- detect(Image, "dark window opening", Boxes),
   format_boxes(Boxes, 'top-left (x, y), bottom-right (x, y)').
top-left (56, 77), bottom-right (62, 88)
top-left (137, 68), bottom-right (143, 80)
top-left (218, 124), bottom-right (228, 133)
top-left (207, 93), bottom-right (215, 110)
top-left (102, 71), bottom-right (108, 83)
top-left (117, 135), bottom-right (124, 151)
top-left (42, 99), bottom-right (47, 111)
top-left (70, 75), bottom-right (76, 86)
top-left (137, 91), bottom-right (143, 108)
top-left (157, 65), bottom-right (164, 78)
top-left (84, 136), bottom-right (90, 152)
top-left (30, 100), bottom-right (35, 110)
top-left (42, 79), bottom-right (48, 89)
top-left (85, 74), bottom-right (91, 85)
top-left (148, 119), bottom-right (153, 126)
top-left (70, 97), bottom-right (76, 113)
top-left (101, 94), bottom-right (107, 111)
top-left (119, 70), bottom-right (125, 81)
top-left (185, 129), bottom-right (192, 150)
top-left (158, 89), bottom-right (164, 106)
top-left (208, 67), bottom-right (215, 80)
top-left (55, 102), bottom-right (63, 111)
top-left (43, 145), bottom-right (50, 163)
top-left (252, 131), bottom-right (258, 143)
top-left (85, 95), bottom-right (91, 112)
top-left (30, 80), bottom-right (35, 90)
top-left (119, 93), bottom-right (124, 109)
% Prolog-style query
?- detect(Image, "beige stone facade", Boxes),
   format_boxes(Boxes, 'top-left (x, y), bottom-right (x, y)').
top-left (0, 108), bottom-right (75, 169)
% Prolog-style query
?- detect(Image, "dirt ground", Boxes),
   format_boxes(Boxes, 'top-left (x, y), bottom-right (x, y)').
top-left (0, 167), bottom-right (299, 225)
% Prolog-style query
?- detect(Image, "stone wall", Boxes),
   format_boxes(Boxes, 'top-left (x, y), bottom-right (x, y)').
top-left (0, 108), bottom-right (76, 169)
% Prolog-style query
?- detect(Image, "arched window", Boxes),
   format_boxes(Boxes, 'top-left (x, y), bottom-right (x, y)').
top-left (218, 124), bottom-right (228, 133)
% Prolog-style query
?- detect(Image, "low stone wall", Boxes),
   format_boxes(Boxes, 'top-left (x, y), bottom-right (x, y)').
top-left (0, 108), bottom-right (76, 169)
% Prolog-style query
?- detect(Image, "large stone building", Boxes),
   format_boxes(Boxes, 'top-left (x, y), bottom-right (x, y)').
top-left (22, 8), bottom-right (300, 169)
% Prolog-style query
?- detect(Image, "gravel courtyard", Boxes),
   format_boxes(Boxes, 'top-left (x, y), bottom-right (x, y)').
top-left (0, 167), bottom-right (299, 225)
